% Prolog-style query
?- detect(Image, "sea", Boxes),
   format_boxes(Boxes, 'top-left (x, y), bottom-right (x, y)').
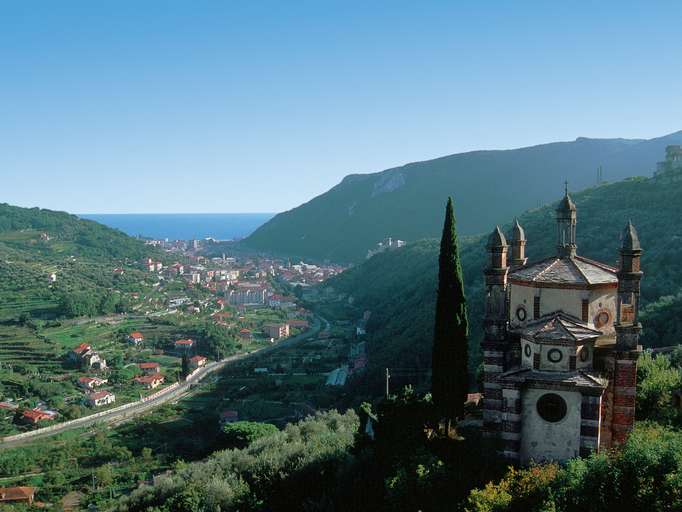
top-left (79, 213), bottom-right (275, 241)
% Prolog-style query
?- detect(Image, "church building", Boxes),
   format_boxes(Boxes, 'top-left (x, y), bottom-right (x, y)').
top-left (481, 190), bottom-right (642, 464)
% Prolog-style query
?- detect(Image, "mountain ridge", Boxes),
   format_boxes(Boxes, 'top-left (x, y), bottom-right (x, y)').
top-left (318, 166), bottom-right (682, 395)
top-left (244, 130), bottom-right (682, 263)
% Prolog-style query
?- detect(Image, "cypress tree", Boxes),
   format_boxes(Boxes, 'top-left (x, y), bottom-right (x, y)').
top-left (431, 197), bottom-right (469, 423)
top-left (181, 353), bottom-right (190, 379)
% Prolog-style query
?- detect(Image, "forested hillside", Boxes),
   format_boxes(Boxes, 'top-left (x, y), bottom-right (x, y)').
top-left (319, 168), bottom-right (682, 394)
top-left (0, 203), bottom-right (161, 320)
top-left (244, 131), bottom-right (682, 262)
top-left (0, 203), bottom-right (154, 261)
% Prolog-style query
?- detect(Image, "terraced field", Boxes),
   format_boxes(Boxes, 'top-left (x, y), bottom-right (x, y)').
top-left (0, 296), bottom-right (60, 321)
top-left (0, 326), bottom-right (63, 372)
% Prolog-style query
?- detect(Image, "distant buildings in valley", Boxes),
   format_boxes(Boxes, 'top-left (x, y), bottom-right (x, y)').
top-left (227, 283), bottom-right (267, 306)
top-left (265, 323), bottom-right (290, 341)
top-left (367, 237), bottom-right (405, 259)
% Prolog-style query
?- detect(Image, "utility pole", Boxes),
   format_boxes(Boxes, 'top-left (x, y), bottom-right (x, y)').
top-left (385, 368), bottom-right (391, 398)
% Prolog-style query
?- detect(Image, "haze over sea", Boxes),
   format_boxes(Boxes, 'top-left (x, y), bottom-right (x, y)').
top-left (80, 213), bottom-right (274, 241)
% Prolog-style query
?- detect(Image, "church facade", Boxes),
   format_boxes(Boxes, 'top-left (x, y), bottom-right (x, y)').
top-left (481, 191), bottom-right (642, 464)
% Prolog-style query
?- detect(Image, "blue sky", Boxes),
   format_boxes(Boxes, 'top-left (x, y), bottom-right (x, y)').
top-left (1, 1), bottom-right (681, 214)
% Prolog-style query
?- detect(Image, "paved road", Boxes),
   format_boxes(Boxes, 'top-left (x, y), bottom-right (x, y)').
top-left (0, 316), bottom-right (324, 449)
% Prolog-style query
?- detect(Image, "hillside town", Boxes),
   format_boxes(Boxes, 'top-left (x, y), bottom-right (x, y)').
top-left (0, 239), bottom-right (347, 437)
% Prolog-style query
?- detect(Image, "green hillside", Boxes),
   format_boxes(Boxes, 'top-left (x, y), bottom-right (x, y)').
top-left (0, 203), bottom-right (161, 320)
top-left (319, 167), bottom-right (682, 394)
top-left (244, 131), bottom-right (682, 263)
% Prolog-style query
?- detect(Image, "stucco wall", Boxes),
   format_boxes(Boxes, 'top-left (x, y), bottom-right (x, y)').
top-left (520, 388), bottom-right (582, 464)
top-left (509, 284), bottom-right (586, 326)
top-left (509, 283), bottom-right (616, 333)
top-left (588, 289), bottom-right (616, 335)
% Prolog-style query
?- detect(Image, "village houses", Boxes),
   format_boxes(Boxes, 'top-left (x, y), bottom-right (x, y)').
top-left (138, 362), bottom-right (161, 375)
top-left (189, 355), bottom-right (207, 369)
top-left (134, 374), bottom-right (165, 389)
top-left (78, 376), bottom-right (107, 390)
top-left (69, 343), bottom-right (107, 370)
top-left (265, 323), bottom-right (290, 340)
top-left (87, 390), bottom-right (116, 407)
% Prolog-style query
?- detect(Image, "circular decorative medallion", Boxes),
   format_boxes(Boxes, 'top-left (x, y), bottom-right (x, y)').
top-left (595, 311), bottom-right (610, 328)
top-left (536, 393), bottom-right (567, 423)
top-left (524, 343), bottom-right (532, 357)
top-left (547, 348), bottom-right (563, 363)
top-left (516, 306), bottom-right (527, 322)
top-left (579, 346), bottom-right (590, 362)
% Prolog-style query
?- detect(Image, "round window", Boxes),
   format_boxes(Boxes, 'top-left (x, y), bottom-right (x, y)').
top-left (595, 311), bottom-right (610, 328)
top-left (536, 393), bottom-right (567, 423)
top-left (579, 346), bottom-right (590, 362)
top-left (547, 348), bottom-right (563, 363)
top-left (524, 343), bottom-right (532, 357)
top-left (516, 306), bottom-right (527, 322)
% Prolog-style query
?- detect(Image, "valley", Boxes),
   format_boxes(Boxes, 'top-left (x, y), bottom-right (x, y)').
top-left (1, 145), bottom-right (682, 510)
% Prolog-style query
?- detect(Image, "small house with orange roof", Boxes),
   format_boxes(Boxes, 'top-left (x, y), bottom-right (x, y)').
top-left (87, 390), bottom-right (116, 407)
top-left (68, 343), bottom-right (92, 363)
top-left (127, 331), bottom-right (145, 346)
top-left (0, 486), bottom-right (36, 505)
top-left (20, 409), bottom-right (55, 425)
top-left (134, 374), bottom-right (165, 389)
top-left (78, 376), bottom-right (107, 390)
top-left (174, 339), bottom-right (194, 351)
top-left (138, 362), bottom-right (160, 375)
top-left (189, 355), bottom-right (207, 369)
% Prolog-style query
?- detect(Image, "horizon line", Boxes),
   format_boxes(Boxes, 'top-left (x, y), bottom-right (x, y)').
top-left (77, 212), bottom-right (277, 216)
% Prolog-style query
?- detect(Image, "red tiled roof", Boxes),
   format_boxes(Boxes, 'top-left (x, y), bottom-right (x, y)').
top-left (138, 362), bottom-right (160, 369)
top-left (129, 331), bottom-right (144, 339)
top-left (175, 339), bottom-right (194, 346)
top-left (0, 486), bottom-right (35, 502)
top-left (190, 355), bottom-right (206, 362)
top-left (89, 391), bottom-right (113, 400)
top-left (22, 409), bottom-right (53, 422)
top-left (135, 374), bottom-right (164, 384)
top-left (72, 343), bottom-right (91, 354)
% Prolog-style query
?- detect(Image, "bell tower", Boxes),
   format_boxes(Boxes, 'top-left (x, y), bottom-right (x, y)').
top-left (610, 221), bottom-right (643, 445)
top-left (482, 226), bottom-right (510, 439)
